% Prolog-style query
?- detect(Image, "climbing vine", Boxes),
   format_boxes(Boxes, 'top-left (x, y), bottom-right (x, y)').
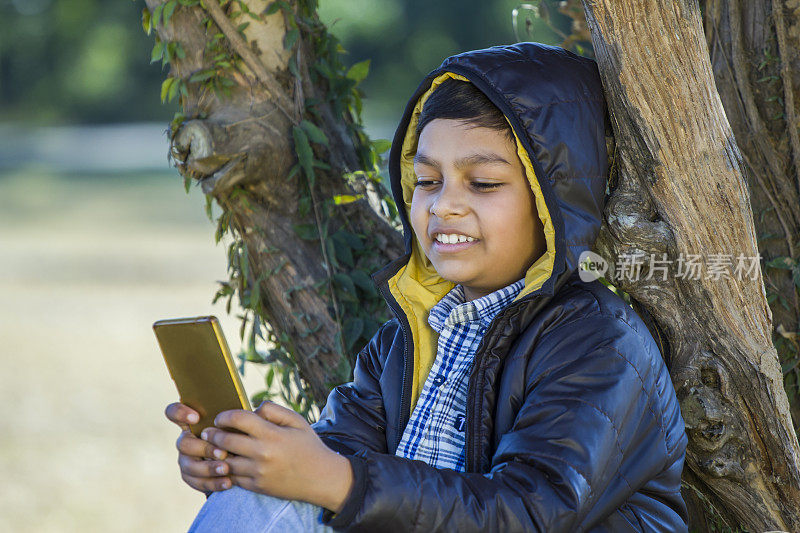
top-left (141, 0), bottom-right (400, 418)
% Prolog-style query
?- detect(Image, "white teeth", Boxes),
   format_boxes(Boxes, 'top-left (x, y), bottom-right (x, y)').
top-left (435, 233), bottom-right (475, 244)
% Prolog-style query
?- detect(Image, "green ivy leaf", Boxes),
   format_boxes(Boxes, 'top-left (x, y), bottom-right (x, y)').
top-left (778, 292), bottom-right (790, 311)
top-left (333, 194), bottom-right (363, 205)
top-left (288, 55), bottom-right (299, 77)
top-left (342, 318), bottom-right (364, 351)
top-left (287, 163), bottom-right (301, 181)
top-left (381, 194), bottom-right (399, 220)
top-left (163, 0), bottom-right (178, 26)
top-left (340, 230), bottom-right (364, 251)
top-left (251, 389), bottom-right (271, 405)
top-left (351, 91), bottom-right (363, 118)
top-left (142, 7), bottom-right (152, 35)
top-left (333, 272), bottom-right (357, 299)
top-left (346, 59), bottom-right (370, 84)
top-left (300, 120), bottom-right (329, 146)
top-left (350, 270), bottom-right (374, 293)
top-left (205, 194), bottom-right (214, 221)
top-left (160, 77), bottom-right (175, 103)
top-left (174, 42), bottom-right (186, 59)
top-left (292, 223), bottom-right (318, 241)
top-left (781, 357), bottom-right (799, 375)
top-left (766, 256), bottom-right (795, 270)
top-left (297, 196), bottom-right (310, 218)
top-left (189, 69), bottom-right (215, 82)
top-left (163, 42), bottom-right (175, 67)
top-left (167, 78), bottom-right (181, 102)
top-left (151, 40), bottom-right (165, 64)
top-left (325, 237), bottom-right (339, 268)
top-left (292, 126), bottom-right (315, 185)
top-left (170, 111), bottom-right (186, 134)
top-left (263, 0), bottom-right (283, 15)
top-left (331, 236), bottom-right (354, 267)
top-left (284, 27), bottom-right (299, 50)
top-left (371, 139), bottom-right (391, 154)
top-left (152, 3), bottom-right (164, 27)
top-left (314, 61), bottom-right (335, 80)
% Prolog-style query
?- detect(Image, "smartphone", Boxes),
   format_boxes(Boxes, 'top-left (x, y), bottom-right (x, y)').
top-left (153, 316), bottom-right (251, 436)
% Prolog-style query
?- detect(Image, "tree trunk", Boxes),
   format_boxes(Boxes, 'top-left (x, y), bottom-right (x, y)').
top-left (703, 0), bottom-right (800, 430)
top-left (558, 0), bottom-right (800, 433)
top-left (582, 0), bottom-right (800, 530)
top-left (144, 0), bottom-right (403, 406)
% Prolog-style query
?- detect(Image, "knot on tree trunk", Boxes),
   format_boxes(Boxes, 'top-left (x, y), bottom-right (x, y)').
top-left (171, 110), bottom-right (296, 207)
top-left (677, 351), bottom-right (747, 481)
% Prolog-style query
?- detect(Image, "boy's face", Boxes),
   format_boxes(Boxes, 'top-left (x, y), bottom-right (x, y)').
top-left (410, 118), bottom-right (546, 301)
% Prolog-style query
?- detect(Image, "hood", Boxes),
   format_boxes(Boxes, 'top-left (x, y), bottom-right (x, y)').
top-left (375, 42), bottom-right (609, 407)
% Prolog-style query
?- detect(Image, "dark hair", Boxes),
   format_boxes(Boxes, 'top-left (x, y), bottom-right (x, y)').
top-left (416, 78), bottom-right (513, 141)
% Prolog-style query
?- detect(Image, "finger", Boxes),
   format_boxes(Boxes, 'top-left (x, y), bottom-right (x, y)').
top-left (214, 409), bottom-right (273, 438)
top-left (179, 454), bottom-right (230, 478)
top-left (177, 430), bottom-right (228, 460)
top-left (255, 400), bottom-right (307, 429)
top-left (183, 472), bottom-right (232, 493)
top-left (230, 474), bottom-right (257, 493)
top-left (202, 427), bottom-right (260, 458)
top-left (224, 454), bottom-right (256, 477)
top-left (165, 402), bottom-right (200, 429)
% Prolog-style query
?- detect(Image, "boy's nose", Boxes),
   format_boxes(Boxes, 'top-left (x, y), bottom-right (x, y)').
top-left (430, 183), bottom-right (467, 218)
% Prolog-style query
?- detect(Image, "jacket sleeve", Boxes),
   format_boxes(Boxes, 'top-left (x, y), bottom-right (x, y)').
top-left (311, 321), bottom-right (392, 456)
top-left (322, 312), bottom-right (687, 532)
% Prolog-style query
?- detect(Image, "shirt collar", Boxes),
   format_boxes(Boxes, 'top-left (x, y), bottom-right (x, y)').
top-left (428, 278), bottom-right (525, 332)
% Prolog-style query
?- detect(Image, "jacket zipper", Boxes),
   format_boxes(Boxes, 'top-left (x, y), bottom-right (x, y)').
top-left (378, 282), bottom-right (414, 450)
top-left (465, 299), bottom-right (530, 473)
top-left (465, 323), bottom-right (499, 473)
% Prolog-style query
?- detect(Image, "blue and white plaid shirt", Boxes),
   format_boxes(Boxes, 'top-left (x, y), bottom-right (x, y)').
top-left (394, 278), bottom-right (525, 471)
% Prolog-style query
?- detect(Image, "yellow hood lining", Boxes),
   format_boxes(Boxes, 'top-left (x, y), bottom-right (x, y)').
top-left (388, 72), bottom-right (556, 411)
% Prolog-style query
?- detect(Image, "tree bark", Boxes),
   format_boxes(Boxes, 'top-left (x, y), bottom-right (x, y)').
top-left (703, 0), bottom-right (800, 430)
top-left (582, 0), bottom-right (800, 530)
top-left (144, 0), bottom-right (403, 404)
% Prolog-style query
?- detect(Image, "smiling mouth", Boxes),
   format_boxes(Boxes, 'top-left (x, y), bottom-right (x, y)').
top-left (434, 233), bottom-right (476, 244)
top-left (431, 233), bottom-right (478, 252)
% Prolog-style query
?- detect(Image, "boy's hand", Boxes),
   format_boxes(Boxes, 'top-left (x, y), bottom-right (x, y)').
top-left (203, 401), bottom-right (354, 513)
top-left (164, 402), bottom-right (232, 493)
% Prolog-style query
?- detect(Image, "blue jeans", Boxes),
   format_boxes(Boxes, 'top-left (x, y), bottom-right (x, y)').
top-left (188, 487), bottom-right (335, 532)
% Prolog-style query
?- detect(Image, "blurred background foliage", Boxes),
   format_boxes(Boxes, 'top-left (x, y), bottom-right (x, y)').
top-left (0, 0), bottom-right (571, 128)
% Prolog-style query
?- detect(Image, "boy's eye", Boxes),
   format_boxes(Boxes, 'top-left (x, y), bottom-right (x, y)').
top-left (414, 179), bottom-right (439, 188)
top-left (472, 181), bottom-right (503, 190)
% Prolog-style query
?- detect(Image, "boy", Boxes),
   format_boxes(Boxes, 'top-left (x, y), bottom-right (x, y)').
top-left (166, 42), bottom-right (688, 531)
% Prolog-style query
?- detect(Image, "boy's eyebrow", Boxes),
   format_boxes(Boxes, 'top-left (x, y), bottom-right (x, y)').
top-left (413, 151), bottom-right (512, 171)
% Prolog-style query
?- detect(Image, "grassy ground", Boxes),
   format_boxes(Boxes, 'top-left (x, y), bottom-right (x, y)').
top-left (0, 168), bottom-right (267, 532)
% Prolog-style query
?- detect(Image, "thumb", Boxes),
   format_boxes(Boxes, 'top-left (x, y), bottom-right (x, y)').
top-left (255, 400), bottom-right (306, 429)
